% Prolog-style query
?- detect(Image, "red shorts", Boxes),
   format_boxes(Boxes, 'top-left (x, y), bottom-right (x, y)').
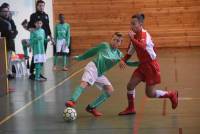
top-left (133, 60), bottom-right (161, 86)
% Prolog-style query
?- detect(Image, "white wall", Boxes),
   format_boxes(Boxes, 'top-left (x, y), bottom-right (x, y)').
top-left (0, 0), bottom-right (54, 58)
top-left (43, 0), bottom-right (54, 59)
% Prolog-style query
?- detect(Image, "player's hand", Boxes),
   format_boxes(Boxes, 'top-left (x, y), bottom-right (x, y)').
top-left (128, 30), bottom-right (136, 40)
top-left (119, 60), bottom-right (126, 69)
top-left (52, 40), bottom-right (56, 46)
top-left (72, 56), bottom-right (79, 61)
top-left (49, 35), bottom-right (53, 41)
top-left (29, 28), bottom-right (35, 32)
top-left (22, 39), bottom-right (26, 45)
top-left (46, 37), bottom-right (51, 42)
top-left (49, 38), bottom-right (55, 45)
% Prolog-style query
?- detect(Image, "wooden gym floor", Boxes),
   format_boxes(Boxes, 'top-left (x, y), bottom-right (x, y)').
top-left (0, 47), bottom-right (200, 134)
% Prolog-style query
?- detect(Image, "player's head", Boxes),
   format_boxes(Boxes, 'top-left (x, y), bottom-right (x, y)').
top-left (1, 3), bottom-right (10, 9)
top-left (110, 32), bottom-right (123, 49)
top-left (131, 13), bottom-right (145, 33)
top-left (36, 0), bottom-right (45, 12)
top-left (0, 5), bottom-right (9, 19)
top-left (34, 18), bottom-right (43, 29)
top-left (59, 13), bottom-right (65, 23)
top-left (1, 3), bottom-right (13, 18)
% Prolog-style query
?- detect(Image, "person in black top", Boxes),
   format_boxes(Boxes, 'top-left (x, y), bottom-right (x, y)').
top-left (1, 3), bottom-right (18, 52)
top-left (28, 0), bottom-right (52, 50)
top-left (0, 4), bottom-right (18, 79)
top-left (28, 0), bottom-right (52, 80)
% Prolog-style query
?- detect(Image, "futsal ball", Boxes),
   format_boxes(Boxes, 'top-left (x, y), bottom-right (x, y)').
top-left (63, 107), bottom-right (77, 121)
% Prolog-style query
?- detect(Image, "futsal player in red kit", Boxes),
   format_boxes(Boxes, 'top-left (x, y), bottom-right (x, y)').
top-left (119, 13), bottom-right (178, 115)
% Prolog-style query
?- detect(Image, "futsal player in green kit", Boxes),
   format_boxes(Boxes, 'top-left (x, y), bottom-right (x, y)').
top-left (65, 32), bottom-right (139, 117)
top-left (30, 18), bottom-right (46, 81)
top-left (53, 14), bottom-right (70, 71)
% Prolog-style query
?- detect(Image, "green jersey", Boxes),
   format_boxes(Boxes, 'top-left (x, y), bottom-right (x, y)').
top-left (76, 42), bottom-right (139, 76)
top-left (54, 23), bottom-right (70, 47)
top-left (75, 42), bottom-right (122, 76)
top-left (30, 28), bottom-right (45, 55)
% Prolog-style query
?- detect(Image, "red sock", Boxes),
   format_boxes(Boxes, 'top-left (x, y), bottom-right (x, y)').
top-left (127, 93), bottom-right (135, 109)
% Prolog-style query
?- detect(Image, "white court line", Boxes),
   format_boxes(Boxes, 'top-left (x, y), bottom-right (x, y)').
top-left (0, 68), bottom-right (84, 125)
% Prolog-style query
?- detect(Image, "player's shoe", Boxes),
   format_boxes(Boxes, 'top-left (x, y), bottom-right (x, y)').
top-left (169, 90), bottom-right (178, 109)
top-left (35, 78), bottom-right (46, 82)
top-left (53, 66), bottom-right (57, 71)
top-left (40, 74), bottom-right (47, 80)
top-left (86, 105), bottom-right (103, 117)
top-left (63, 67), bottom-right (68, 71)
top-left (118, 107), bottom-right (136, 115)
top-left (65, 100), bottom-right (76, 107)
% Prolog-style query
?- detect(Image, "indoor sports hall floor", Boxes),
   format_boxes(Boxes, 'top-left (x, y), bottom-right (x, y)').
top-left (0, 47), bottom-right (200, 134)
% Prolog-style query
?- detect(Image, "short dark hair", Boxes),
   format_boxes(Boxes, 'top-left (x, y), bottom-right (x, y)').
top-left (1, 2), bottom-right (10, 8)
top-left (132, 13), bottom-right (145, 23)
top-left (114, 32), bottom-right (123, 38)
top-left (36, 0), bottom-right (45, 6)
top-left (0, 5), bottom-right (8, 12)
top-left (1, 2), bottom-right (9, 8)
top-left (59, 13), bottom-right (64, 16)
top-left (34, 18), bottom-right (43, 23)
top-left (59, 13), bottom-right (65, 18)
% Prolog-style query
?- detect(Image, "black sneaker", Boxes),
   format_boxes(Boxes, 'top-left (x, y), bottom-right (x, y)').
top-left (29, 74), bottom-right (35, 80)
top-left (8, 74), bottom-right (15, 80)
top-left (40, 74), bottom-right (47, 80)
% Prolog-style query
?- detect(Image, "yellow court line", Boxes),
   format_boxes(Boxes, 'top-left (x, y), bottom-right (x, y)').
top-left (0, 68), bottom-right (84, 125)
top-left (147, 97), bottom-right (200, 101)
top-left (178, 97), bottom-right (200, 100)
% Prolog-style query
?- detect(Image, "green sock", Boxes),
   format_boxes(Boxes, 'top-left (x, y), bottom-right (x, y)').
top-left (35, 63), bottom-right (41, 79)
top-left (63, 55), bottom-right (67, 67)
top-left (22, 42), bottom-right (28, 57)
top-left (54, 54), bottom-right (58, 65)
top-left (89, 91), bottom-right (111, 108)
top-left (71, 86), bottom-right (85, 102)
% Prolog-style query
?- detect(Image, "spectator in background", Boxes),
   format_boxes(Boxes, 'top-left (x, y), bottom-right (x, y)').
top-left (53, 14), bottom-right (70, 71)
top-left (1, 3), bottom-right (18, 52)
top-left (28, 0), bottom-right (52, 80)
top-left (0, 4), bottom-right (17, 79)
top-left (30, 18), bottom-right (46, 81)
top-left (21, 19), bottom-right (31, 59)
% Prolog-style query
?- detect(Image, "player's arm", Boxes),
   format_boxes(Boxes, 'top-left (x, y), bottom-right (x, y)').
top-left (126, 61), bottom-right (140, 67)
top-left (46, 14), bottom-right (52, 38)
top-left (27, 14), bottom-right (35, 31)
top-left (122, 41), bottom-right (135, 61)
top-left (53, 25), bottom-right (58, 46)
top-left (66, 24), bottom-right (70, 47)
top-left (129, 30), bottom-right (146, 49)
top-left (120, 41), bottom-right (135, 68)
top-left (54, 25), bottom-right (57, 40)
top-left (74, 43), bottom-right (108, 61)
top-left (29, 32), bottom-right (36, 48)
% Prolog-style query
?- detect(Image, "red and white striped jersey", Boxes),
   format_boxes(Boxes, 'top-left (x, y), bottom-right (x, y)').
top-left (123, 29), bottom-right (157, 63)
